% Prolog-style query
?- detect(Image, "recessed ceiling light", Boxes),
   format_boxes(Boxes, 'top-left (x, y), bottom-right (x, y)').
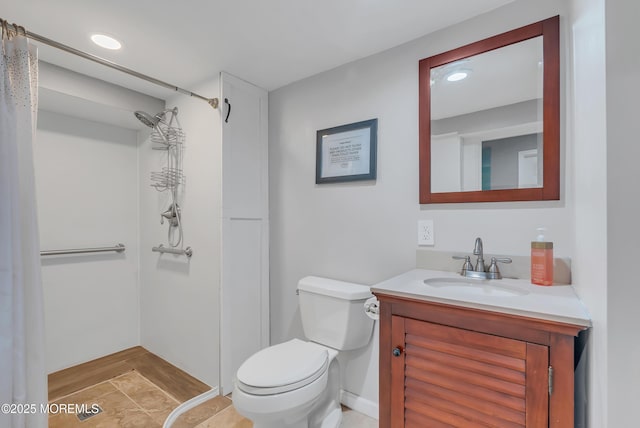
top-left (91, 34), bottom-right (121, 50)
top-left (446, 71), bottom-right (468, 82)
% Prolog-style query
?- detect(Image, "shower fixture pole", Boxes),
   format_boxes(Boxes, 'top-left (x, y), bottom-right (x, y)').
top-left (0, 17), bottom-right (219, 109)
top-left (136, 106), bottom-right (191, 255)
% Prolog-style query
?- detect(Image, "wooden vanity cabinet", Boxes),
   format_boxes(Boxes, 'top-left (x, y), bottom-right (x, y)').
top-left (376, 293), bottom-right (587, 428)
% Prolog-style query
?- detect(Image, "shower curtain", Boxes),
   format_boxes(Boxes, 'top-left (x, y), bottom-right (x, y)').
top-left (0, 25), bottom-right (47, 428)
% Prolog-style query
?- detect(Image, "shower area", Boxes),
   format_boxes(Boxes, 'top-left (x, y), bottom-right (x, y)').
top-left (31, 52), bottom-right (268, 425)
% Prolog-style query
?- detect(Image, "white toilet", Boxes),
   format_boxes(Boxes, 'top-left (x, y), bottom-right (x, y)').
top-left (232, 276), bottom-right (375, 428)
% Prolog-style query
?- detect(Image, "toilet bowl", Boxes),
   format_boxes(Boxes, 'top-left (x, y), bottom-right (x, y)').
top-left (233, 276), bottom-right (374, 428)
top-left (233, 339), bottom-right (340, 428)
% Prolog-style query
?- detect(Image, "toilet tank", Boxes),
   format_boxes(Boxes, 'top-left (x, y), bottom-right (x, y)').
top-left (297, 276), bottom-right (374, 351)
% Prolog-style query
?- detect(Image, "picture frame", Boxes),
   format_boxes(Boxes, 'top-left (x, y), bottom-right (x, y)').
top-left (315, 118), bottom-right (378, 184)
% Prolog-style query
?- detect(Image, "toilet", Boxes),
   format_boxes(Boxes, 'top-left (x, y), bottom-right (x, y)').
top-left (232, 276), bottom-right (375, 428)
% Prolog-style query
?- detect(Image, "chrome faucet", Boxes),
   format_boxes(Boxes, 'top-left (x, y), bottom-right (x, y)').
top-left (453, 237), bottom-right (512, 280)
top-left (473, 237), bottom-right (485, 272)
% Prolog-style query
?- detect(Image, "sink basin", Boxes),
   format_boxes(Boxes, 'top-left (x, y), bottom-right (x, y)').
top-left (423, 277), bottom-right (529, 297)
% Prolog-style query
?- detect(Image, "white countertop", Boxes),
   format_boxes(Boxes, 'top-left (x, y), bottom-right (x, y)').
top-left (371, 269), bottom-right (591, 328)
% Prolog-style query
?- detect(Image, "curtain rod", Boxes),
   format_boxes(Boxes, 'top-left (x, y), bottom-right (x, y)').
top-left (0, 17), bottom-right (219, 109)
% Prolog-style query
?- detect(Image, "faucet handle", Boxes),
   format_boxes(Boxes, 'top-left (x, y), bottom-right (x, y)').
top-left (488, 257), bottom-right (512, 278)
top-left (452, 255), bottom-right (474, 274)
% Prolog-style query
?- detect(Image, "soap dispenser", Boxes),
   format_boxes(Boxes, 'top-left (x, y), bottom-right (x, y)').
top-left (531, 227), bottom-right (553, 286)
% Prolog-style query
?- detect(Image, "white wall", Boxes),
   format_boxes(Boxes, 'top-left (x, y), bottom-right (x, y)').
top-left (605, 1), bottom-right (640, 426)
top-left (569, 0), bottom-right (607, 426)
top-left (38, 61), bottom-right (163, 131)
top-left (269, 0), bottom-right (571, 411)
top-left (431, 133), bottom-right (461, 192)
top-left (139, 77), bottom-right (222, 387)
top-left (570, 1), bottom-right (640, 425)
top-left (35, 110), bottom-right (140, 373)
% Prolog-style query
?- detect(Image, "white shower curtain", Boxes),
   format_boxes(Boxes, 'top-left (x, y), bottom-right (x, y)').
top-left (0, 25), bottom-right (47, 428)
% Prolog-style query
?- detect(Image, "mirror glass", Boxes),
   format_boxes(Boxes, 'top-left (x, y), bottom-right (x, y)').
top-left (430, 37), bottom-right (543, 193)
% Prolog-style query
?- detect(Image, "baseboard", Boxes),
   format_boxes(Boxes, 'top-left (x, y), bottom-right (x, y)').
top-left (340, 389), bottom-right (379, 420)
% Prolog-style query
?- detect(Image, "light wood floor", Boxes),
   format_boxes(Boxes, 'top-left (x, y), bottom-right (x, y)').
top-left (49, 346), bottom-right (210, 403)
top-left (47, 347), bottom-right (251, 427)
top-left (47, 347), bottom-right (377, 427)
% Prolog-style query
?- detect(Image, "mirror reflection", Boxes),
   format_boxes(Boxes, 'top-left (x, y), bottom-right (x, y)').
top-left (430, 36), bottom-right (543, 193)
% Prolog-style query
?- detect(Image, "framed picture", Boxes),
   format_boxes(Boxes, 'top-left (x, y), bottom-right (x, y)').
top-left (315, 118), bottom-right (378, 184)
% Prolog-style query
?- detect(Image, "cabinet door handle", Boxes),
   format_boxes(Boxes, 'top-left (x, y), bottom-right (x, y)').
top-left (392, 347), bottom-right (403, 357)
top-left (224, 98), bottom-right (231, 123)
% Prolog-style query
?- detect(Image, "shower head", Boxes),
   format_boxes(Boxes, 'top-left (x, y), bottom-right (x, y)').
top-left (134, 111), bottom-right (160, 128)
top-left (134, 107), bottom-right (179, 129)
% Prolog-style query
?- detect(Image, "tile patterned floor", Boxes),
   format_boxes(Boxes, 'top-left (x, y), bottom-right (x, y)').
top-left (341, 407), bottom-right (379, 428)
top-left (48, 370), bottom-right (377, 427)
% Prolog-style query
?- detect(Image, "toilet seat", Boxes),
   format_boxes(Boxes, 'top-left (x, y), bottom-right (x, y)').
top-left (236, 339), bottom-right (329, 396)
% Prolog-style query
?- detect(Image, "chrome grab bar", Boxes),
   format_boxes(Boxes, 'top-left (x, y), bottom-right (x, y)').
top-left (40, 243), bottom-right (125, 256)
top-left (152, 244), bottom-right (193, 258)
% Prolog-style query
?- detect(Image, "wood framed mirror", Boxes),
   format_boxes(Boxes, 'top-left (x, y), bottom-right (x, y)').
top-left (419, 16), bottom-right (559, 204)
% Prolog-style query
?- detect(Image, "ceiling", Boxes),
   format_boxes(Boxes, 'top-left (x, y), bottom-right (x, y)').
top-left (1, 0), bottom-right (513, 99)
top-left (432, 36), bottom-right (543, 120)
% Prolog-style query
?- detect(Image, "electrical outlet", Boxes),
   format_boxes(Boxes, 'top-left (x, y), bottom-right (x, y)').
top-left (418, 220), bottom-right (434, 246)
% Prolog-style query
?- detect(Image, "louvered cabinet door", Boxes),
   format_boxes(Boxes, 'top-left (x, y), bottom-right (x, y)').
top-left (390, 316), bottom-right (549, 428)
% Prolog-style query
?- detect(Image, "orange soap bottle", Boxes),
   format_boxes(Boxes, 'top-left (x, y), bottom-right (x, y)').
top-left (531, 228), bottom-right (553, 286)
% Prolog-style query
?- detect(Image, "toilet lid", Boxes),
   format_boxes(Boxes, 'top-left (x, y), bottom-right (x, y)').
top-left (236, 339), bottom-right (328, 395)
